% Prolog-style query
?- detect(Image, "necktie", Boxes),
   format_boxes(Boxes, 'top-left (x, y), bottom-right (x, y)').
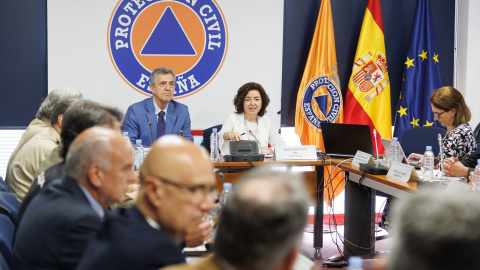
top-left (157, 111), bottom-right (165, 139)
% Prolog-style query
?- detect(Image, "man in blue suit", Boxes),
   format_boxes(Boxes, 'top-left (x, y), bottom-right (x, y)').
top-left (123, 67), bottom-right (193, 146)
top-left (13, 127), bottom-right (136, 270)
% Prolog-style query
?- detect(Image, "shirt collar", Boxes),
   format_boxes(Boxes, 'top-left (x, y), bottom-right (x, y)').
top-left (145, 216), bottom-right (161, 230)
top-left (77, 182), bottom-right (105, 218)
top-left (153, 98), bottom-right (169, 116)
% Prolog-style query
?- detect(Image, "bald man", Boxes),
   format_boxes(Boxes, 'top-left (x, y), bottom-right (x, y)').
top-left (77, 135), bottom-right (216, 270)
top-left (13, 127), bottom-right (135, 270)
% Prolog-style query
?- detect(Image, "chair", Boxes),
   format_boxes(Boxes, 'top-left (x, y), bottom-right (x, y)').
top-left (0, 214), bottom-right (15, 268)
top-left (0, 191), bottom-right (21, 223)
top-left (203, 124), bottom-right (222, 153)
top-left (400, 126), bottom-right (447, 157)
top-left (0, 177), bottom-right (8, 192)
top-left (473, 122), bottom-right (480, 148)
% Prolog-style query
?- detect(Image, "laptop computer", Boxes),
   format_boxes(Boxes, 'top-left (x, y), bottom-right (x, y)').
top-left (321, 123), bottom-right (374, 158)
top-left (380, 138), bottom-right (421, 169)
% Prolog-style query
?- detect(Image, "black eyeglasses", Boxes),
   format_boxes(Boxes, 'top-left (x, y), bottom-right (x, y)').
top-left (433, 110), bottom-right (448, 117)
top-left (152, 175), bottom-right (217, 203)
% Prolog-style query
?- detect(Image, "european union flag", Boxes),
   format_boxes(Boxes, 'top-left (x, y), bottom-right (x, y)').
top-left (393, 0), bottom-right (443, 141)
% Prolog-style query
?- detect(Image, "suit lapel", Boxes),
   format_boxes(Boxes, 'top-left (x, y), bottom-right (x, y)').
top-left (145, 98), bottom-right (158, 141)
top-left (166, 101), bottom-right (177, 134)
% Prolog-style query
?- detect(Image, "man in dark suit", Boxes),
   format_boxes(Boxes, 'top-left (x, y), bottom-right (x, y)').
top-left (123, 67), bottom-right (194, 145)
top-left (76, 135), bottom-right (215, 270)
top-left (444, 148), bottom-right (480, 180)
top-left (13, 127), bottom-right (136, 270)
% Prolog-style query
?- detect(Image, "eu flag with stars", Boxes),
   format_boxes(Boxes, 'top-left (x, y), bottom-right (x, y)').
top-left (393, 0), bottom-right (443, 141)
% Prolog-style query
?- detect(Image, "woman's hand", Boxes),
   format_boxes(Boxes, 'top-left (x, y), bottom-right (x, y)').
top-left (223, 131), bottom-right (242, 141)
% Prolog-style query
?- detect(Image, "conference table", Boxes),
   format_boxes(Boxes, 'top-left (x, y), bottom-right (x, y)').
top-left (213, 156), bottom-right (431, 257)
top-left (213, 157), bottom-right (326, 258)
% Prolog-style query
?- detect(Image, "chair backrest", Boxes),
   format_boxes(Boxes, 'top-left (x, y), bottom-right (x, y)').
top-left (0, 177), bottom-right (8, 192)
top-left (0, 214), bottom-right (15, 268)
top-left (203, 124), bottom-right (222, 153)
top-left (0, 192), bottom-right (21, 223)
top-left (400, 126), bottom-right (447, 157)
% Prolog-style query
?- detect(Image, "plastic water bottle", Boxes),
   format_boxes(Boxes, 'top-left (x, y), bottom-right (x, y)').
top-left (219, 183), bottom-right (232, 208)
top-left (422, 145), bottom-right (435, 182)
top-left (123, 131), bottom-right (130, 143)
top-left (387, 137), bottom-right (401, 165)
top-left (472, 159), bottom-right (480, 194)
top-left (133, 139), bottom-right (144, 171)
top-left (347, 256), bottom-right (364, 270)
top-left (210, 128), bottom-right (220, 162)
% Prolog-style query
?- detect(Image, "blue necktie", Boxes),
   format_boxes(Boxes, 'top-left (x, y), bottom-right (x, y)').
top-left (157, 111), bottom-right (165, 139)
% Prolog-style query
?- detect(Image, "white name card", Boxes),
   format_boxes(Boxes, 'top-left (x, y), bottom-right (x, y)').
top-left (274, 145), bottom-right (317, 160)
top-left (387, 161), bottom-right (419, 183)
top-left (352, 150), bottom-right (375, 168)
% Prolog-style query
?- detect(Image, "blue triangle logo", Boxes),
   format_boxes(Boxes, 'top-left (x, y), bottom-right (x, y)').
top-left (141, 7), bottom-right (196, 56)
top-left (313, 94), bottom-right (328, 118)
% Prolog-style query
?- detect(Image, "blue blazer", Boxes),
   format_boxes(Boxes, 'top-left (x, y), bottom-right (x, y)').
top-left (76, 206), bottom-right (185, 270)
top-left (122, 98), bottom-right (193, 146)
top-left (13, 177), bottom-right (103, 270)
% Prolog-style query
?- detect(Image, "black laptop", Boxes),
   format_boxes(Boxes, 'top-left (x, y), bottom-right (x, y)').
top-left (321, 123), bottom-right (374, 158)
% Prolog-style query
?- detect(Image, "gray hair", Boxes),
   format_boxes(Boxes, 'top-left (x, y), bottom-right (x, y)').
top-left (65, 132), bottom-right (112, 181)
top-left (215, 167), bottom-right (311, 270)
top-left (49, 97), bottom-right (80, 125)
top-left (149, 67), bottom-right (176, 86)
top-left (36, 88), bottom-right (83, 120)
top-left (388, 189), bottom-right (480, 270)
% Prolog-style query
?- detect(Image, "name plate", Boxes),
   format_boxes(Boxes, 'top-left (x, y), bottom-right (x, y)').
top-left (274, 145), bottom-right (317, 160)
top-left (387, 161), bottom-right (419, 183)
top-left (352, 150), bottom-right (375, 168)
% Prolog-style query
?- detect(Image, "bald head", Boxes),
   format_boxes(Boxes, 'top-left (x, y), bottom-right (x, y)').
top-left (141, 135), bottom-right (213, 186)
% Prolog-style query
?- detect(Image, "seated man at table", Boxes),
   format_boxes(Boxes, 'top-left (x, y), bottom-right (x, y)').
top-left (76, 135), bottom-right (215, 270)
top-left (443, 148), bottom-right (480, 181)
top-left (162, 166), bottom-right (311, 270)
top-left (122, 67), bottom-right (193, 145)
top-left (384, 188), bottom-right (480, 270)
top-left (13, 127), bottom-right (136, 270)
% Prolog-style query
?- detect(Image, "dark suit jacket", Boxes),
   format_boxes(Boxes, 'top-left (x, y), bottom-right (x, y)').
top-left (461, 148), bottom-right (480, 179)
top-left (123, 98), bottom-right (193, 145)
top-left (76, 206), bottom-right (185, 270)
top-left (13, 177), bottom-right (103, 270)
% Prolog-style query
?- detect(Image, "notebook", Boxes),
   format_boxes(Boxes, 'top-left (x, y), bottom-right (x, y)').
top-left (321, 123), bottom-right (374, 158)
top-left (380, 138), bottom-right (421, 169)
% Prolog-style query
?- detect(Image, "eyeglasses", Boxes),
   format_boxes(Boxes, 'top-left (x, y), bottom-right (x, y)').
top-left (152, 175), bottom-right (217, 203)
top-left (433, 110), bottom-right (448, 117)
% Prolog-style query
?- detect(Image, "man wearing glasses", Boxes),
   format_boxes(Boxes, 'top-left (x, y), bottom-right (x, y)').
top-left (122, 67), bottom-right (194, 146)
top-left (77, 135), bottom-right (216, 270)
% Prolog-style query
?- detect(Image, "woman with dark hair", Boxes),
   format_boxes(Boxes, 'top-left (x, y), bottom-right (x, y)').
top-left (219, 82), bottom-right (285, 155)
top-left (408, 86), bottom-right (476, 162)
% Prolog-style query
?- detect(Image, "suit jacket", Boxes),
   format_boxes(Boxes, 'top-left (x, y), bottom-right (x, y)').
top-left (461, 148), bottom-right (480, 179)
top-left (13, 177), bottom-right (103, 270)
top-left (123, 98), bottom-right (193, 146)
top-left (76, 206), bottom-right (185, 270)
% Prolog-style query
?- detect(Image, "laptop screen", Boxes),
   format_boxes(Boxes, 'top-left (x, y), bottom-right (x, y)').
top-left (321, 123), bottom-right (374, 157)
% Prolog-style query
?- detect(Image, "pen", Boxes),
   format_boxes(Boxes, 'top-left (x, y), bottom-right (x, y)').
top-left (227, 133), bottom-right (246, 141)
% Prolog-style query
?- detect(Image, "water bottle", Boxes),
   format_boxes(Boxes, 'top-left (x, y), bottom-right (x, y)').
top-left (219, 182), bottom-right (232, 208)
top-left (123, 131), bottom-right (130, 143)
top-left (210, 128), bottom-right (220, 162)
top-left (472, 159), bottom-right (480, 194)
top-left (347, 256), bottom-right (364, 270)
top-left (133, 139), bottom-right (144, 171)
top-left (387, 137), bottom-right (401, 165)
top-left (422, 145), bottom-right (435, 182)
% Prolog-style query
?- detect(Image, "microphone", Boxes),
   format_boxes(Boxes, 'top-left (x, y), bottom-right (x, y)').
top-left (373, 129), bottom-right (379, 167)
top-left (148, 122), bottom-right (154, 146)
top-left (248, 130), bottom-right (262, 153)
top-left (438, 133), bottom-right (444, 178)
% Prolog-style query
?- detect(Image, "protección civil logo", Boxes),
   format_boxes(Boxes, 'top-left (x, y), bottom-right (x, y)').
top-left (108, 0), bottom-right (228, 98)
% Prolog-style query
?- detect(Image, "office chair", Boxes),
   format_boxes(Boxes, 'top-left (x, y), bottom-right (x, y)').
top-left (203, 124), bottom-right (223, 153)
top-left (400, 126), bottom-right (447, 157)
top-left (0, 214), bottom-right (15, 268)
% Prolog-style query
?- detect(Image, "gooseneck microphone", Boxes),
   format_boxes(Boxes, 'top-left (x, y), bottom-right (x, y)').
top-left (373, 129), bottom-right (379, 167)
top-left (148, 122), bottom-right (154, 146)
top-left (248, 130), bottom-right (262, 152)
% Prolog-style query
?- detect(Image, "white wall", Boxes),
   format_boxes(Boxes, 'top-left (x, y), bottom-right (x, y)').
top-left (457, 0), bottom-right (480, 128)
top-left (47, 0), bottom-right (284, 131)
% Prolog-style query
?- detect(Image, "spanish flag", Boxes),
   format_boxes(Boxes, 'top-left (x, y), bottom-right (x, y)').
top-left (344, 0), bottom-right (392, 154)
top-left (295, 0), bottom-right (344, 206)
top-left (295, 0), bottom-right (343, 152)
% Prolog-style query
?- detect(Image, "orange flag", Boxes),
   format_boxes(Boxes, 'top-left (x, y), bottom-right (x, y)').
top-left (294, 0), bottom-right (344, 206)
top-left (295, 0), bottom-right (343, 152)
top-left (344, 0), bottom-right (392, 154)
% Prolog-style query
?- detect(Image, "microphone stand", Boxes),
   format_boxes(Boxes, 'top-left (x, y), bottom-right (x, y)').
top-left (148, 122), bottom-right (154, 146)
top-left (248, 130), bottom-right (263, 154)
top-left (438, 133), bottom-right (444, 182)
